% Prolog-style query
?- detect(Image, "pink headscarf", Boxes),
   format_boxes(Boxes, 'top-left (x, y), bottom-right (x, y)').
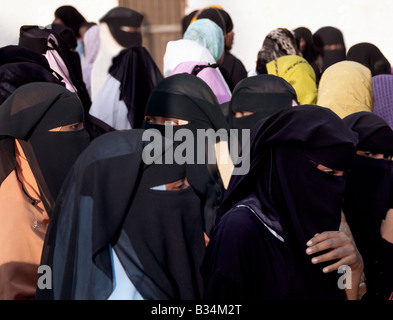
top-left (82, 25), bottom-right (99, 97)
top-left (171, 61), bottom-right (231, 104)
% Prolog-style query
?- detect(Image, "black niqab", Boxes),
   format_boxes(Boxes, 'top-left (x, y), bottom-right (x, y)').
top-left (143, 73), bottom-right (229, 236)
top-left (203, 105), bottom-right (358, 299)
top-left (229, 74), bottom-right (298, 130)
top-left (313, 26), bottom-right (346, 73)
top-left (99, 7), bottom-right (143, 48)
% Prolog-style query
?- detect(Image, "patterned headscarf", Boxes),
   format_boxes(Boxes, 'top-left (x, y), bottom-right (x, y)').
top-left (257, 28), bottom-right (302, 72)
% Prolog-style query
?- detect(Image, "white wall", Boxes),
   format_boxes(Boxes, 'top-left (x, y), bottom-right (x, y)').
top-left (0, 0), bottom-right (117, 47)
top-left (186, 0), bottom-right (393, 72)
top-left (2, 0), bottom-right (393, 73)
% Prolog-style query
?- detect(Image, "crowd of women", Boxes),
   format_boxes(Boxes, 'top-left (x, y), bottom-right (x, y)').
top-left (0, 4), bottom-right (392, 301)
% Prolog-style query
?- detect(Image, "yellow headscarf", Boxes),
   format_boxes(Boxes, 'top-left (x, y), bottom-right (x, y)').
top-left (317, 60), bottom-right (373, 118)
top-left (266, 55), bottom-right (317, 105)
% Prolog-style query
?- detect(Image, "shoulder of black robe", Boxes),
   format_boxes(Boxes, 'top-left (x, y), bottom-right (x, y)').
top-left (0, 45), bottom-right (52, 69)
top-left (347, 42), bottom-right (391, 77)
top-left (19, 25), bottom-right (91, 112)
top-left (108, 46), bottom-right (163, 129)
top-left (202, 193), bottom-right (289, 300)
top-left (37, 130), bottom-right (147, 299)
top-left (37, 129), bottom-right (206, 300)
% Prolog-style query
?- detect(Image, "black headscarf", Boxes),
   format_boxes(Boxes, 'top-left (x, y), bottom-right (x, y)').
top-left (294, 27), bottom-right (317, 64)
top-left (99, 7), bottom-right (143, 48)
top-left (346, 42), bottom-right (391, 77)
top-left (54, 5), bottom-right (87, 37)
top-left (342, 111), bottom-right (393, 299)
top-left (0, 45), bottom-right (62, 104)
top-left (313, 26), bottom-right (346, 73)
top-left (143, 73), bottom-right (229, 236)
top-left (208, 105), bottom-right (357, 299)
top-left (108, 46), bottom-right (163, 129)
top-left (0, 82), bottom-right (90, 214)
top-left (196, 7), bottom-right (233, 35)
top-left (37, 129), bottom-right (206, 300)
top-left (229, 74), bottom-right (298, 131)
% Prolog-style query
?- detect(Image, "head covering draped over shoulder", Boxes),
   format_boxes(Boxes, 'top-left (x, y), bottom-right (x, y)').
top-left (0, 82), bottom-right (90, 212)
top-left (372, 74), bottom-right (393, 129)
top-left (0, 82), bottom-right (90, 299)
top-left (317, 60), bottom-right (373, 118)
top-left (184, 18), bottom-right (224, 62)
top-left (346, 42), bottom-right (391, 77)
top-left (38, 129), bottom-right (206, 300)
top-left (54, 5), bottom-right (87, 37)
top-left (342, 112), bottom-right (393, 300)
top-left (265, 55), bottom-right (317, 105)
top-left (170, 61), bottom-right (231, 104)
top-left (163, 39), bottom-right (216, 77)
top-left (229, 74), bottom-right (297, 130)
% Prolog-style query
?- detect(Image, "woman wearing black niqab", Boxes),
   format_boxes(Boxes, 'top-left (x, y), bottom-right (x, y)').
top-left (37, 129), bottom-right (206, 300)
top-left (143, 74), bottom-right (231, 237)
top-left (202, 105), bottom-right (363, 300)
top-left (342, 111), bottom-right (393, 300)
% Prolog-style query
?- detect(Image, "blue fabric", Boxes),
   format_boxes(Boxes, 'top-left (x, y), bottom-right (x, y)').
top-left (183, 19), bottom-right (224, 62)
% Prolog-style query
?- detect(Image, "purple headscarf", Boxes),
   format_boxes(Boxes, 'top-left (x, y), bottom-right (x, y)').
top-left (372, 74), bottom-right (393, 129)
top-left (171, 61), bottom-right (231, 104)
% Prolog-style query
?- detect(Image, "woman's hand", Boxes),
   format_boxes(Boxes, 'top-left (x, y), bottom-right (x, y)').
top-left (381, 209), bottom-right (393, 243)
top-left (306, 231), bottom-right (364, 299)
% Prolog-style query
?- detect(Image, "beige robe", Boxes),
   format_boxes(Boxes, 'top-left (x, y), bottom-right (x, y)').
top-left (0, 141), bottom-right (49, 299)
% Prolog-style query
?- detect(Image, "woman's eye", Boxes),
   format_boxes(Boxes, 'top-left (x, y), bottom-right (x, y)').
top-left (145, 117), bottom-right (154, 124)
